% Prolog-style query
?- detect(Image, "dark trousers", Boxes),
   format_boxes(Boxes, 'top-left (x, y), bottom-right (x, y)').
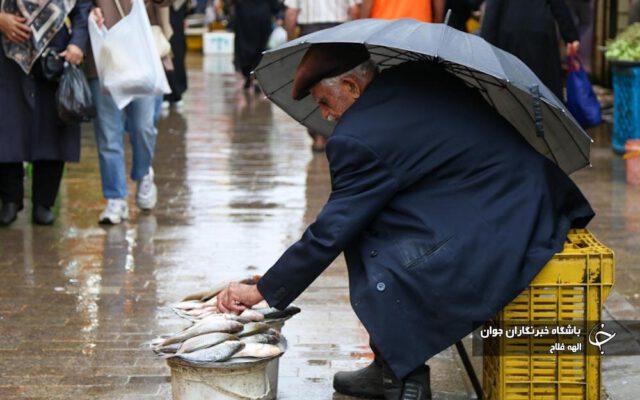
top-left (165, 3), bottom-right (188, 102)
top-left (371, 339), bottom-right (428, 380)
top-left (0, 161), bottom-right (65, 208)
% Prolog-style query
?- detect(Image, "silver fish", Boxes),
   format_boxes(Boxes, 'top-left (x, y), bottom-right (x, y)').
top-left (172, 300), bottom-right (206, 311)
top-left (177, 332), bottom-right (237, 354)
top-left (232, 343), bottom-right (282, 359)
top-left (240, 333), bottom-right (280, 345)
top-left (238, 322), bottom-right (271, 338)
top-left (239, 309), bottom-right (265, 322)
top-left (170, 340), bottom-right (245, 364)
top-left (161, 318), bottom-right (243, 346)
top-left (155, 342), bottom-right (182, 354)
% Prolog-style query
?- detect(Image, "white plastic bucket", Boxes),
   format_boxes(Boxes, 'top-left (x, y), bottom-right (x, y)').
top-left (169, 357), bottom-right (278, 400)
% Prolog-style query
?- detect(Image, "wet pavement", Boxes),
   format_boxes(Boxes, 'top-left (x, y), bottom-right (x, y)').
top-left (0, 54), bottom-right (639, 399)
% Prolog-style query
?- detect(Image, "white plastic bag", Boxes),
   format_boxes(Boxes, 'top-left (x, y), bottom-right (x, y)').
top-left (88, 0), bottom-right (171, 109)
top-left (267, 26), bottom-right (287, 50)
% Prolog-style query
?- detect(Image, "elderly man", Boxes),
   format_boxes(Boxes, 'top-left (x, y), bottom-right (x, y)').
top-left (217, 43), bottom-right (594, 400)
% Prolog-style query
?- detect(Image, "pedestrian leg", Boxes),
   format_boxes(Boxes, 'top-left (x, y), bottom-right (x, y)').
top-left (89, 79), bottom-right (128, 200)
top-left (127, 95), bottom-right (158, 211)
top-left (0, 162), bottom-right (24, 226)
top-left (31, 160), bottom-right (64, 225)
top-left (127, 95), bottom-right (158, 182)
top-left (32, 160), bottom-right (64, 208)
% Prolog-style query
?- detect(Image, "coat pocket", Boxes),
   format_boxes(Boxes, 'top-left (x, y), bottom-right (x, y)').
top-left (401, 235), bottom-right (456, 271)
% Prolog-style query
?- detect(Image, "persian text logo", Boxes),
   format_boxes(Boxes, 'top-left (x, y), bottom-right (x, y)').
top-left (588, 323), bottom-right (616, 355)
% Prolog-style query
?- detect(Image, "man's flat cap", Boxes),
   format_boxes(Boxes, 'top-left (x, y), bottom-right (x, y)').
top-left (292, 43), bottom-right (370, 100)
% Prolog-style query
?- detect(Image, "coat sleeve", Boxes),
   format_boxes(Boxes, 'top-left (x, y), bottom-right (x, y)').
top-left (68, 0), bottom-right (92, 51)
top-left (548, 0), bottom-right (579, 43)
top-left (479, 0), bottom-right (503, 44)
top-left (257, 135), bottom-right (400, 310)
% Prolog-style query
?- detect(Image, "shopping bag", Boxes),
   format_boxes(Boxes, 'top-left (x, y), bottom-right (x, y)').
top-left (267, 26), bottom-right (287, 50)
top-left (88, 0), bottom-right (171, 109)
top-left (566, 56), bottom-right (602, 128)
top-left (56, 64), bottom-right (96, 124)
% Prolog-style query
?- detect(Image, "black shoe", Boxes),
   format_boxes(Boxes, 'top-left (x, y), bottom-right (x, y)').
top-left (383, 365), bottom-right (431, 400)
top-left (0, 202), bottom-right (21, 226)
top-left (33, 204), bottom-right (54, 225)
top-left (333, 359), bottom-right (384, 398)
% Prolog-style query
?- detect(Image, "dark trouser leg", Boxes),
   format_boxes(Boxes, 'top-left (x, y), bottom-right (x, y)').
top-left (32, 160), bottom-right (64, 208)
top-left (0, 163), bottom-right (25, 226)
top-left (0, 162), bottom-right (25, 206)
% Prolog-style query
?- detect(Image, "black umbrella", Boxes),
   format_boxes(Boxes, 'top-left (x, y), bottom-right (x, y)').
top-left (254, 18), bottom-right (592, 174)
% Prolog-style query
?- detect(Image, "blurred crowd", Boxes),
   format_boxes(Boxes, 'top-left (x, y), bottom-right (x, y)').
top-left (0, 0), bottom-right (621, 227)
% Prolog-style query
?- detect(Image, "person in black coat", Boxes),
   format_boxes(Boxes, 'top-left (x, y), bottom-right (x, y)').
top-left (0, 0), bottom-right (90, 226)
top-left (215, 44), bottom-right (594, 400)
top-left (226, 0), bottom-right (283, 91)
top-left (480, 0), bottom-right (580, 100)
top-left (164, 0), bottom-right (189, 106)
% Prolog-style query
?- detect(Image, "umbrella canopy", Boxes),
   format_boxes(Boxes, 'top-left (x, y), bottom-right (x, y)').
top-left (254, 18), bottom-right (592, 174)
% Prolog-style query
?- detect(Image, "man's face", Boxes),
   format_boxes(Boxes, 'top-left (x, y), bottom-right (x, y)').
top-left (309, 78), bottom-right (360, 122)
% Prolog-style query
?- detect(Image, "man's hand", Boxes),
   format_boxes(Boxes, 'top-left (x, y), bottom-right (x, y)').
top-left (91, 7), bottom-right (105, 28)
top-left (60, 44), bottom-right (84, 65)
top-left (216, 282), bottom-right (264, 314)
top-left (0, 13), bottom-right (31, 43)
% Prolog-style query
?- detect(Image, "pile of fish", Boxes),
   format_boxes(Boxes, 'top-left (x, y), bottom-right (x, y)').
top-left (171, 297), bottom-right (300, 323)
top-left (151, 283), bottom-right (300, 366)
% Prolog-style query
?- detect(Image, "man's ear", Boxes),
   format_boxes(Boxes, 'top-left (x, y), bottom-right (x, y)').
top-left (341, 76), bottom-right (362, 99)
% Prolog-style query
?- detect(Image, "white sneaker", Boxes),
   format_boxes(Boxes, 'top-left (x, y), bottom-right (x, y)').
top-left (171, 100), bottom-right (184, 110)
top-left (136, 167), bottom-right (157, 211)
top-left (99, 199), bottom-right (129, 225)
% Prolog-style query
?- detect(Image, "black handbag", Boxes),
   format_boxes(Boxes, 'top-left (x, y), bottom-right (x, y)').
top-left (56, 64), bottom-right (96, 124)
top-left (36, 48), bottom-right (65, 81)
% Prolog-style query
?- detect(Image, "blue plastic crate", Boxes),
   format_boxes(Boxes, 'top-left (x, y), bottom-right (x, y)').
top-left (612, 65), bottom-right (640, 153)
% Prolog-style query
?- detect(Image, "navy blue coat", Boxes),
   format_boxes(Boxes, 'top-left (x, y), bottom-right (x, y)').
top-left (257, 62), bottom-right (594, 379)
top-left (0, 0), bottom-right (90, 163)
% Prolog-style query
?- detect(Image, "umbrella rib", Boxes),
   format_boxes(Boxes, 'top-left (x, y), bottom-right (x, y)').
top-left (446, 62), bottom-right (589, 161)
top-left (444, 65), bottom-right (504, 88)
top-left (545, 106), bottom-right (591, 164)
top-left (253, 45), bottom-right (309, 73)
top-left (368, 47), bottom-right (427, 64)
top-left (299, 104), bottom-right (320, 125)
top-left (502, 85), bottom-right (561, 166)
top-left (265, 77), bottom-right (295, 98)
top-left (450, 64), bottom-right (588, 169)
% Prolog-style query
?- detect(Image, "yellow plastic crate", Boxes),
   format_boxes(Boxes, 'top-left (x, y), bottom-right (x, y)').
top-left (483, 229), bottom-right (614, 400)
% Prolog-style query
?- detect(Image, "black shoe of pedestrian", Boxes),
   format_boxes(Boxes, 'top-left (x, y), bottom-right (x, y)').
top-left (33, 204), bottom-right (54, 225)
top-left (333, 359), bottom-right (384, 398)
top-left (0, 202), bottom-right (21, 226)
top-left (383, 365), bottom-right (431, 400)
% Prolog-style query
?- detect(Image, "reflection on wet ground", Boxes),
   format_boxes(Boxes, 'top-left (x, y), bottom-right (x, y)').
top-left (0, 54), bottom-right (638, 399)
